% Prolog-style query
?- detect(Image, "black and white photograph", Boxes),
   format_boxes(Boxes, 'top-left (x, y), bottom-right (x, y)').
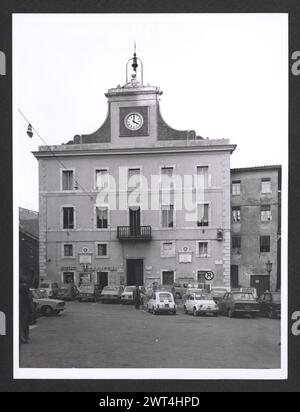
top-left (12, 13), bottom-right (288, 380)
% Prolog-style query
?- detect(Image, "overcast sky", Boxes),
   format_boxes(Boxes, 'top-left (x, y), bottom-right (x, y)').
top-left (13, 13), bottom-right (288, 211)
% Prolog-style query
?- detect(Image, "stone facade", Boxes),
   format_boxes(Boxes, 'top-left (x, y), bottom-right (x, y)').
top-left (230, 166), bottom-right (281, 295)
top-left (33, 63), bottom-right (236, 289)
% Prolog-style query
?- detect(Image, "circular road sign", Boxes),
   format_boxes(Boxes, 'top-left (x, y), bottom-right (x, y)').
top-left (204, 271), bottom-right (214, 281)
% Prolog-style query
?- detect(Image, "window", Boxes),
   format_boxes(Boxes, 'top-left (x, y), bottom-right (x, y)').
top-left (232, 236), bottom-right (241, 250)
top-left (161, 204), bottom-right (174, 228)
top-left (161, 167), bottom-right (174, 189)
top-left (197, 242), bottom-right (209, 257)
top-left (62, 207), bottom-right (74, 229)
top-left (95, 169), bottom-right (109, 190)
top-left (260, 236), bottom-right (270, 252)
top-left (63, 244), bottom-right (74, 257)
top-left (261, 178), bottom-right (271, 194)
top-left (197, 271), bottom-right (207, 283)
top-left (161, 241), bottom-right (175, 257)
top-left (196, 166), bottom-right (209, 188)
top-left (162, 270), bottom-right (175, 285)
top-left (96, 206), bottom-right (108, 229)
top-left (232, 206), bottom-right (241, 223)
top-left (62, 272), bottom-right (75, 284)
top-left (62, 170), bottom-right (74, 191)
top-left (97, 243), bottom-right (108, 258)
top-left (197, 204), bottom-right (209, 227)
top-left (232, 180), bottom-right (241, 196)
top-left (128, 168), bottom-right (141, 189)
top-left (261, 205), bottom-right (272, 222)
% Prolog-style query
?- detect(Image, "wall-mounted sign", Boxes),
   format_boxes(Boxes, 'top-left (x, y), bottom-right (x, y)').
top-left (178, 245), bottom-right (193, 263)
top-left (61, 266), bottom-right (77, 271)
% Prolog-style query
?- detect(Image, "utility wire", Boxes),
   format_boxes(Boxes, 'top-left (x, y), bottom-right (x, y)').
top-left (18, 108), bottom-right (93, 197)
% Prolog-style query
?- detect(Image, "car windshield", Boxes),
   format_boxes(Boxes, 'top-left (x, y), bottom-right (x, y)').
top-left (232, 293), bottom-right (255, 301)
top-left (272, 293), bottom-right (281, 303)
top-left (103, 287), bottom-right (117, 291)
top-left (31, 290), bottom-right (44, 299)
top-left (158, 293), bottom-right (172, 299)
top-left (40, 283), bottom-right (49, 288)
top-left (124, 286), bottom-right (135, 292)
top-left (195, 294), bottom-right (213, 300)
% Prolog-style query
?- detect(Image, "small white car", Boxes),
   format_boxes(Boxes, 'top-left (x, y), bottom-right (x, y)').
top-left (147, 291), bottom-right (176, 315)
top-left (184, 292), bottom-right (219, 316)
top-left (30, 288), bottom-right (66, 315)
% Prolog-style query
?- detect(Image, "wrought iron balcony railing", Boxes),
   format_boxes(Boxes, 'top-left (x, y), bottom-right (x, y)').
top-left (117, 226), bottom-right (152, 241)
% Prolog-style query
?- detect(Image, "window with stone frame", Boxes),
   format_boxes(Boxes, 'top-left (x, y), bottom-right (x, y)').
top-left (63, 244), bottom-right (74, 257)
top-left (97, 243), bottom-right (108, 257)
top-left (196, 166), bottom-right (209, 188)
top-left (232, 236), bottom-right (241, 251)
top-left (197, 204), bottom-right (209, 227)
top-left (197, 241), bottom-right (209, 257)
top-left (62, 170), bottom-right (74, 191)
top-left (128, 168), bottom-right (141, 189)
top-left (161, 204), bottom-right (174, 228)
top-left (62, 207), bottom-right (74, 229)
top-left (95, 169), bottom-right (109, 190)
top-left (96, 206), bottom-right (108, 229)
top-left (161, 241), bottom-right (175, 257)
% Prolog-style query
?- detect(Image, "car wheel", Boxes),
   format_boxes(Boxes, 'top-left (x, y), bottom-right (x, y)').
top-left (153, 306), bottom-right (158, 315)
top-left (193, 307), bottom-right (198, 317)
top-left (41, 305), bottom-right (53, 316)
top-left (228, 309), bottom-right (234, 318)
top-left (184, 305), bottom-right (188, 314)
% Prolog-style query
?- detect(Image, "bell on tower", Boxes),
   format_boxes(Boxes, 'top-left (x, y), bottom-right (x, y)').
top-left (125, 42), bottom-right (144, 87)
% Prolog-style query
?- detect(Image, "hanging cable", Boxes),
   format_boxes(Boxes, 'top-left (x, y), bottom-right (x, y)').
top-left (18, 108), bottom-right (94, 198)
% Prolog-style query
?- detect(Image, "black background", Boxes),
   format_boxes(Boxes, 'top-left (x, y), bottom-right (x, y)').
top-left (1, 0), bottom-right (300, 393)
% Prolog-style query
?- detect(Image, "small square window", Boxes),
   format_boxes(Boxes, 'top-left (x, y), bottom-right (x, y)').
top-left (161, 241), bottom-right (175, 257)
top-left (198, 242), bottom-right (209, 257)
top-left (63, 244), bottom-right (74, 257)
top-left (97, 243), bottom-right (108, 257)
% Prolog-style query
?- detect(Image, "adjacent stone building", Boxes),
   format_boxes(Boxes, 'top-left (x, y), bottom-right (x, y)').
top-left (19, 207), bottom-right (39, 287)
top-left (230, 166), bottom-right (281, 295)
top-left (33, 53), bottom-right (236, 290)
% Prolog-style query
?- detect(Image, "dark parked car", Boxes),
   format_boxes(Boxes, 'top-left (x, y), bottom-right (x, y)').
top-left (218, 291), bottom-right (260, 318)
top-left (258, 291), bottom-right (281, 319)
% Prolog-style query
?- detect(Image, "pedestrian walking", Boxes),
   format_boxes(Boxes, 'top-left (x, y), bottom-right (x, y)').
top-left (134, 285), bottom-right (140, 310)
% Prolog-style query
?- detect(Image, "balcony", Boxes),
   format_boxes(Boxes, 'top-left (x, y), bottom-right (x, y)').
top-left (117, 226), bottom-right (152, 241)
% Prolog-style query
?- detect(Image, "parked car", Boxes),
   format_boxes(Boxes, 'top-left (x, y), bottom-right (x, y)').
top-left (39, 280), bottom-right (60, 298)
top-left (121, 286), bottom-right (146, 304)
top-left (184, 293), bottom-right (219, 316)
top-left (211, 287), bottom-right (230, 304)
top-left (78, 282), bottom-right (102, 302)
top-left (258, 291), bottom-right (281, 319)
top-left (30, 288), bottom-right (66, 315)
top-left (57, 283), bottom-right (79, 301)
top-left (99, 286), bottom-right (124, 303)
top-left (182, 288), bottom-right (205, 304)
top-left (218, 291), bottom-right (260, 318)
top-left (147, 291), bottom-right (176, 315)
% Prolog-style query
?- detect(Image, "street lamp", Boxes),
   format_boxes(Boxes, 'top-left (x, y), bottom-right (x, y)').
top-left (266, 260), bottom-right (273, 276)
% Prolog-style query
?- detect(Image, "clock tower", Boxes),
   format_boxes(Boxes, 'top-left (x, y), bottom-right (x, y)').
top-left (73, 47), bottom-right (195, 146)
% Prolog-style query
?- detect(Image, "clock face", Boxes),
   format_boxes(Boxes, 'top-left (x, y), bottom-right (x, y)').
top-left (125, 112), bottom-right (143, 130)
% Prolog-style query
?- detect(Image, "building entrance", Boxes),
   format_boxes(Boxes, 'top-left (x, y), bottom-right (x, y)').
top-left (250, 275), bottom-right (270, 297)
top-left (126, 259), bottom-right (144, 286)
